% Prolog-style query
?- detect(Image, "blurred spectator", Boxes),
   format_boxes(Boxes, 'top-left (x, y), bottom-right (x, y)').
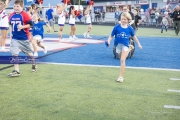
top-left (150, 9), bottom-right (155, 25)
top-left (144, 9), bottom-right (150, 26)
top-left (172, 5), bottom-right (180, 36)
top-left (97, 11), bottom-right (102, 24)
top-left (168, 9), bottom-right (173, 27)
top-left (94, 10), bottom-right (98, 22)
top-left (134, 9), bottom-right (142, 32)
top-left (114, 9), bottom-right (120, 25)
top-left (45, 6), bottom-right (58, 32)
top-left (102, 10), bottom-right (105, 22)
top-left (155, 10), bottom-right (160, 26)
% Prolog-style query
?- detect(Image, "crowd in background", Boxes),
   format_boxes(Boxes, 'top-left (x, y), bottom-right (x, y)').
top-left (114, 4), bottom-right (180, 28)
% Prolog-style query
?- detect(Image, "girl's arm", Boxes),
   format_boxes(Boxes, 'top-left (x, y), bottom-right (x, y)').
top-left (2, 0), bottom-right (11, 10)
top-left (46, 23), bottom-right (51, 33)
top-left (107, 36), bottom-right (113, 45)
top-left (132, 36), bottom-right (142, 49)
top-left (56, 2), bottom-right (67, 14)
top-left (84, 5), bottom-right (91, 15)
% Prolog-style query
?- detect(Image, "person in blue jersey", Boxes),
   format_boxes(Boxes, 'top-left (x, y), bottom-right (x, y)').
top-left (107, 12), bottom-right (142, 83)
top-left (31, 13), bottom-right (51, 57)
top-left (45, 6), bottom-right (58, 32)
top-left (8, 0), bottom-right (36, 77)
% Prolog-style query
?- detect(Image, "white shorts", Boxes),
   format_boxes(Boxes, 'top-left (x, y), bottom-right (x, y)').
top-left (33, 35), bottom-right (43, 42)
top-left (116, 44), bottom-right (129, 54)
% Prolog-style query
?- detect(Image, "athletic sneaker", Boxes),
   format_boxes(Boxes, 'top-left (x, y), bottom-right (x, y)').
top-left (59, 38), bottom-right (64, 42)
top-left (73, 35), bottom-right (78, 40)
top-left (69, 36), bottom-right (74, 41)
top-left (32, 64), bottom-right (37, 72)
top-left (0, 46), bottom-right (8, 52)
top-left (34, 52), bottom-right (38, 57)
top-left (43, 46), bottom-right (47, 54)
top-left (8, 70), bottom-right (20, 77)
top-left (117, 77), bottom-right (123, 82)
top-left (86, 34), bottom-right (92, 38)
top-left (83, 33), bottom-right (87, 38)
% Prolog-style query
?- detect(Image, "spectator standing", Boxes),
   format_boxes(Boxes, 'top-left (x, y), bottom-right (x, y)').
top-left (114, 9), bottom-right (120, 25)
top-left (172, 5), bottom-right (180, 36)
top-left (144, 9), bottom-right (150, 26)
top-left (102, 10), bottom-right (105, 22)
top-left (45, 6), bottom-right (58, 32)
top-left (155, 10), bottom-right (160, 26)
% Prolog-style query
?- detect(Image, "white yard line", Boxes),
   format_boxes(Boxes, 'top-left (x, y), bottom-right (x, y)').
top-left (170, 78), bottom-right (180, 81)
top-left (164, 105), bottom-right (180, 109)
top-left (167, 89), bottom-right (180, 93)
top-left (38, 62), bottom-right (180, 71)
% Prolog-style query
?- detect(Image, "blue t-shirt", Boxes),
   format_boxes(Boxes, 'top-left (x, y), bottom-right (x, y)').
top-left (111, 24), bottom-right (134, 47)
top-left (46, 9), bottom-right (53, 20)
top-left (32, 21), bottom-right (46, 39)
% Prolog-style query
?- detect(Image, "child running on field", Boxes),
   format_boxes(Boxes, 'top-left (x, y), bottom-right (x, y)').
top-left (31, 13), bottom-right (51, 57)
top-left (107, 12), bottom-right (142, 82)
top-left (8, 0), bottom-right (37, 76)
top-left (161, 16), bottom-right (168, 33)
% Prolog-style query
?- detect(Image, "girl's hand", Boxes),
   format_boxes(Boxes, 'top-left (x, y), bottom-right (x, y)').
top-left (47, 29), bottom-right (51, 33)
top-left (138, 44), bottom-right (142, 49)
top-left (107, 40), bottom-right (110, 46)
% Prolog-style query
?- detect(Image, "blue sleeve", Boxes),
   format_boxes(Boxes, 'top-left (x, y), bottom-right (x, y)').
top-left (111, 26), bottom-right (117, 37)
top-left (41, 21), bottom-right (46, 26)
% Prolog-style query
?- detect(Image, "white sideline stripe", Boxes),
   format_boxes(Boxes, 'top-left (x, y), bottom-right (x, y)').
top-left (38, 62), bottom-right (180, 71)
top-left (164, 105), bottom-right (180, 109)
top-left (167, 89), bottom-right (180, 93)
top-left (170, 78), bottom-right (180, 80)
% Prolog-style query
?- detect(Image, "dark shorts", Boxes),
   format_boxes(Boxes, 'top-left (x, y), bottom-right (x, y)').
top-left (0, 27), bottom-right (9, 30)
top-left (58, 24), bottom-right (65, 26)
top-left (69, 24), bottom-right (75, 26)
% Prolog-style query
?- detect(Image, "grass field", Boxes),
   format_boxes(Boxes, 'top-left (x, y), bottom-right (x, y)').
top-left (0, 25), bottom-right (180, 120)
top-left (0, 64), bottom-right (180, 120)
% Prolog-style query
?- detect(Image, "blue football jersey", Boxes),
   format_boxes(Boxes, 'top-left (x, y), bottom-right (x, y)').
top-left (9, 11), bottom-right (32, 40)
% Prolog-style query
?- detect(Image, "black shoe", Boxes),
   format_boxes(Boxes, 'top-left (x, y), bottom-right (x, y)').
top-left (8, 70), bottom-right (20, 77)
top-left (161, 30), bottom-right (163, 33)
top-left (32, 64), bottom-right (37, 72)
top-left (166, 29), bottom-right (167, 32)
top-left (54, 31), bottom-right (58, 32)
